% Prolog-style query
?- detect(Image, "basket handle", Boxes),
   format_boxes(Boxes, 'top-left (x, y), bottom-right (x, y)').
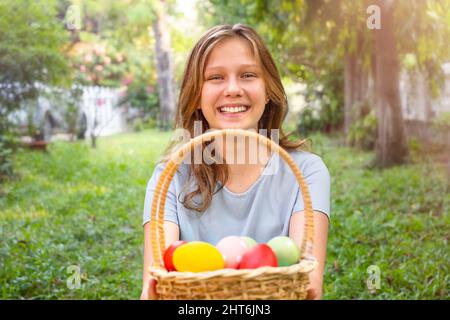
top-left (150, 129), bottom-right (315, 268)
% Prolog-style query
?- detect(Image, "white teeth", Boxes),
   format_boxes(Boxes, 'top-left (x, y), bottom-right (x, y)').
top-left (219, 105), bottom-right (248, 113)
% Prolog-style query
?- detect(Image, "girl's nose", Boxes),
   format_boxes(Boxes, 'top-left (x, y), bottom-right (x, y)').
top-left (224, 78), bottom-right (243, 97)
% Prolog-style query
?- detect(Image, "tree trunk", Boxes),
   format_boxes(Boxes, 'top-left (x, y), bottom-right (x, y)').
top-left (421, 71), bottom-right (433, 122)
top-left (152, 0), bottom-right (175, 131)
top-left (91, 107), bottom-right (98, 148)
top-left (91, 132), bottom-right (97, 148)
top-left (344, 52), bottom-right (356, 136)
top-left (373, 0), bottom-right (409, 167)
top-left (344, 32), bottom-right (369, 138)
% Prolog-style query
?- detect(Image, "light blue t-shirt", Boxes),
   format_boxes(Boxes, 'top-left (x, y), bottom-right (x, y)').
top-left (142, 151), bottom-right (331, 244)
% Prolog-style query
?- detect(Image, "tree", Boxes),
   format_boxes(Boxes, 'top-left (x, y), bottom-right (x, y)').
top-left (152, 0), bottom-right (176, 131)
top-left (0, 0), bottom-right (71, 178)
top-left (0, 0), bottom-right (71, 131)
top-left (372, 0), bottom-right (409, 166)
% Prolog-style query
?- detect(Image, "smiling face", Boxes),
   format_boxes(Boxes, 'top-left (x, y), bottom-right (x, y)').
top-left (199, 37), bottom-right (267, 130)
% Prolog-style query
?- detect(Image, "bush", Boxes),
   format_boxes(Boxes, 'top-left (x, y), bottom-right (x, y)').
top-left (296, 84), bottom-right (343, 135)
top-left (120, 81), bottom-right (160, 132)
top-left (407, 137), bottom-right (424, 162)
top-left (121, 82), bottom-right (159, 115)
top-left (0, 143), bottom-right (13, 180)
top-left (432, 112), bottom-right (450, 132)
top-left (131, 114), bottom-right (158, 132)
top-left (0, 0), bottom-right (71, 178)
top-left (347, 111), bottom-right (378, 150)
top-left (0, 135), bottom-right (17, 181)
top-left (297, 107), bottom-right (324, 136)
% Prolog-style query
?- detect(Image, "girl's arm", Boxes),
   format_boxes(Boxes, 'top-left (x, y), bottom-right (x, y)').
top-left (289, 211), bottom-right (329, 300)
top-left (140, 220), bottom-right (180, 300)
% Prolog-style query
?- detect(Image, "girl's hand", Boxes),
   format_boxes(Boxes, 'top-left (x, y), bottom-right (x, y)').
top-left (306, 274), bottom-right (323, 300)
top-left (140, 278), bottom-right (158, 300)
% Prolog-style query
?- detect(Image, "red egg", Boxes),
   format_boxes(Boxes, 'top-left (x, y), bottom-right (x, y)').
top-left (238, 244), bottom-right (278, 269)
top-left (163, 240), bottom-right (187, 271)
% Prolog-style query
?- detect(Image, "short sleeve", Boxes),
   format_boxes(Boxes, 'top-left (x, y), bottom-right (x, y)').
top-left (142, 163), bottom-right (179, 226)
top-left (292, 154), bottom-right (331, 219)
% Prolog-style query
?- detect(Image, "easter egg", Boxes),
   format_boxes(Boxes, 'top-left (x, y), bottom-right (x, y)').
top-left (267, 236), bottom-right (300, 267)
top-left (173, 241), bottom-right (225, 272)
top-left (163, 240), bottom-right (188, 271)
top-left (216, 236), bottom-right (251, 269)
top-left (238, 244), bottom-right (278, 269)
top-left (240, 236), bottom-right (257, 248)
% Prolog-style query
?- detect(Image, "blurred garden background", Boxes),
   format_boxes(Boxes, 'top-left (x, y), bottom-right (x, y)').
top-left (0, 0), bottom-right (449, 299)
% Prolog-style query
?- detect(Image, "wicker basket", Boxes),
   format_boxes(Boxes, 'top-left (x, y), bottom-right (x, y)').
top-left (148, 128), bottom-right (317, 300)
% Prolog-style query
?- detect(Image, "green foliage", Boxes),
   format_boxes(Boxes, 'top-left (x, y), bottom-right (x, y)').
top-left (119, 80), bottom-right (160, 130)
top-left (297, 81), bottom-right (344, 136)
top-left (63, 0), bottom-right (164, 120)
top-left (347, 111), bottom-right (378, 151)
top-left (121, 82), bottom-right (159, 113)
top-left (297, 107), bottom-right (324, 136)
top-left (56, 87), bottom-right (84, 137)
top-left (432, 111), bottom-right (450, 132)
top-left (0, 130), bottom-right (448, 299)
top-left (0, 0), bottom-right (72, 174)
top-left (70, 43), bottom-right (129, 87)
top-left (0, 0), bottom-right (71, 106)
top-left (0, 128), bottom-right (20, 181)
top-left (407, 137), bottom-right (424, 163)
top-left (67, 0), bottom-right (160, 88)
top-left (0, 139), bottom-right (13, 181)
top-left (131, 116), bottom-right (158, 132)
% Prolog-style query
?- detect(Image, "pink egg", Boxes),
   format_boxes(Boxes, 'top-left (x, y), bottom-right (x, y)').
top-left (216, 236), bottom-right (251, 269)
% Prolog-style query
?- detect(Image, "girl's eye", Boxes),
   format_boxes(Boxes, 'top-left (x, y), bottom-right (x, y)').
top-left (206, 73), bottom-right (256, 81)
top-left (207, 75), bottom-right (223, 81)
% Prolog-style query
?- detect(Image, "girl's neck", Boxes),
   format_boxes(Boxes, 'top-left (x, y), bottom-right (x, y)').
top-left (222, 146), bottom-right (272, 193)
top-left (215, 137), bottom-right (272, 176)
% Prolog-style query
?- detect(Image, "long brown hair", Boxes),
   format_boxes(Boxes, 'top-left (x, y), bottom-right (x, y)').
top-left (161, 24), bottom-right (307, 212)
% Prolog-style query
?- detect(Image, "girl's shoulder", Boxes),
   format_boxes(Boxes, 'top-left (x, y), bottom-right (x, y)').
top-left (287, 150), bottom-right (325, 164)
top-left (285, 150), bottom-right (330, 174)
top-left (151, 158), bottom-right (191, 180)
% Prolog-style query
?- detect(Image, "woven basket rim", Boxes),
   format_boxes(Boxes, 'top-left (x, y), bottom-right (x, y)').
top-left (149, 258), bottom-right (317, 281)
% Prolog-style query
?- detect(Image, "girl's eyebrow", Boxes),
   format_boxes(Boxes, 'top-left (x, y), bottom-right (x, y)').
top-left (205, 63), bottom-right (260, 71)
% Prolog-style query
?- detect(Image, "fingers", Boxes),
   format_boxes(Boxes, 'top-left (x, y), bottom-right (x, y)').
top-left (306, 287), bottom-right (315, 300)
top-left (149, 278), bottom-right (158, 300)
top-left (306, 287), bottom-right (322, 300)
top-left (141, 278), bottom-right (158, 300)
top-left (140, 290), bottom-right (148, 300)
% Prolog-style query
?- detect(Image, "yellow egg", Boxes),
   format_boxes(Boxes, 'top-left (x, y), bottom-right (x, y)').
top-left (173, 241), bottom-right (225, 272)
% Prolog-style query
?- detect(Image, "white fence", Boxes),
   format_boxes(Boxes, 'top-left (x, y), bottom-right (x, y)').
top-left (7, 84), bottom-right (131, 140)
top-left (80, 86), bottom-right (128, 138)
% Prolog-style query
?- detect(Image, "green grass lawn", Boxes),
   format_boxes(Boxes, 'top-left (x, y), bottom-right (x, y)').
top-left (0, 129), bottom-right (448, 299)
